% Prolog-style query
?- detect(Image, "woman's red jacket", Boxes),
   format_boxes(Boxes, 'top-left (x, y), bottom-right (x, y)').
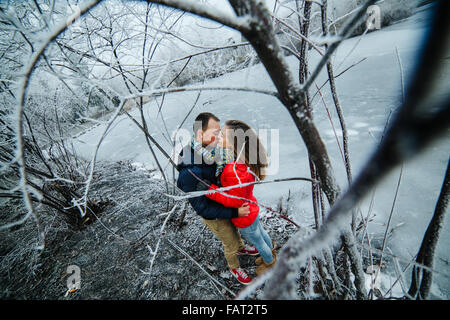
top-left (205, 161), bottom-right (259, 228)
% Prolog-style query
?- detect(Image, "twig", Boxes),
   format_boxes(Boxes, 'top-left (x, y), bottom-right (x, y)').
top-left (149, 0), bottom-right (250, 32)
top-left (194, 169), bottom-right (302, 228)
top-left (303, 0), bottom-right (378, 92)
top-left (390, 248), bottom-right (414, 299)
top-left (310, 57), bottom-right (367, 103)
top-left (234, 267), bottom-right (275, 300)
top-left (168, 169), bottom-right (316, 228)
top-left (166, 238), bottom-right (236, 297)
top-left (356, 242), bottom-right (450, 281)
top-left (314, 81), bottom-right (346, 165)
top-left (271, 15), bottom-right (324, 56)
top-left (383, 252), bottom-right (416, 299)
top-left (176, 172), bottom-right (318, 199)
top-left (135, 203), bottom-right (181, 245)
top-left (144, 203), bottom-right (178, 275)
top-left (5, 0), bottom-right (103, 245)
top-left (124, 111), bottom-right (178, 169)
top-left (371, 165), bottom-right (403, 298)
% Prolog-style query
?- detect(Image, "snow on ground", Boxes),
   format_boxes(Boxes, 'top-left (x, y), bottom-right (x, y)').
top-left (73, 4), bottom-right (449, 299)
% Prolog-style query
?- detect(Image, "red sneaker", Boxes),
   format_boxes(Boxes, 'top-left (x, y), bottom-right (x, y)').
top-left (236, 245), bottom-right (259, 256)
top-left (229, 268), bottom-right (252, 285)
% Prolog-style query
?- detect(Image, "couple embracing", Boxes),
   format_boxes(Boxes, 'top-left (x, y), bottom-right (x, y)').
top-left (177, 112), bottom-right (277, 285)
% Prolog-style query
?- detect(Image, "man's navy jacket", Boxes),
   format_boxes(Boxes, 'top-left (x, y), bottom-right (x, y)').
top-left (176, 145), bottom-right (239, 220)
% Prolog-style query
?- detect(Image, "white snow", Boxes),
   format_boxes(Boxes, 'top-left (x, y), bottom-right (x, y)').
top-left (72, 4), bottom-right (450, 299)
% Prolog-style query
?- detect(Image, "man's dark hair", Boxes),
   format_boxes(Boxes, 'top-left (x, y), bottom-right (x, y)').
top-left (193, 112), bottom-right (220, 134)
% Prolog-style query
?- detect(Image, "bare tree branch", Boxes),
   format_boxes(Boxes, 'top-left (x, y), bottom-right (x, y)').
top-left (7, 0), bottom-right (103, 245)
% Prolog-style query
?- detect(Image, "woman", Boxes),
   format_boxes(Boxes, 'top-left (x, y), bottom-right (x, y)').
top-left (200, 120), bottom-right (277, 276)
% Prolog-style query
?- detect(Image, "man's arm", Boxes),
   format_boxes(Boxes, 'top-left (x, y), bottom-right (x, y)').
top-left (177, 168), bottom-right (239, 220)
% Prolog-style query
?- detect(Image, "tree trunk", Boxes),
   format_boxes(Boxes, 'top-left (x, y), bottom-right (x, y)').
top-left (408, 158), bottom-right (450, 299)
top-left (228, 0), bottom-right (340, 206)
top-left (227, 0), bottom-right (367, 299)
top-left (320, 0), bottom-right (355, 234)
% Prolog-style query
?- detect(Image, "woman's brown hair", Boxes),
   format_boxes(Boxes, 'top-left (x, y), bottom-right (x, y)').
top-left (224, 120), bottom-right (268, 180)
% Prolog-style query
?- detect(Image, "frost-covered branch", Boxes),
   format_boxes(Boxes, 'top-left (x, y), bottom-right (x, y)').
top-left (8, 0), bottom-right (103, 243)
top-left (271, 14), bottom-right (324, 56)
top-left (167, 238), bottom-right (236, 297)
top-left (167, 169), bottom-right (308, 228)
top-left (148, 0), bottom-right (251, 32)
top-left (128, 83), bottom-right (278, 99)
top-left (144, 203), bottom-right (179, 275)
top-left (303, 0), bottom-right (377, 92)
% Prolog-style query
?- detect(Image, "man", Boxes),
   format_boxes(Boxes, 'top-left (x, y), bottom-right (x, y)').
top-left (177, 112), bottom-right (256, 285)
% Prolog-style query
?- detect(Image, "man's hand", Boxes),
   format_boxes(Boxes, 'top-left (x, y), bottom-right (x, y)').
top-left (238, 203), bottom-right (250, 217)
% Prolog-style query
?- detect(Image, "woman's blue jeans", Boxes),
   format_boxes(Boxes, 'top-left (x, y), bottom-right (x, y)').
top-left (238, 216), bottom-right (274, 264)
